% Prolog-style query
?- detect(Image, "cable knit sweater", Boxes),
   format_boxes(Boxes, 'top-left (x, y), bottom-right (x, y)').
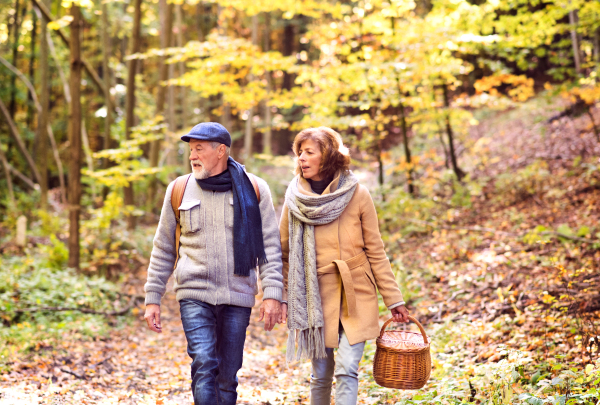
top-left (144, 174), bottom-right (283, 307)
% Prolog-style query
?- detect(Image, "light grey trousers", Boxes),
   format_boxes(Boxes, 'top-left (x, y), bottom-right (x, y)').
top-left (310, 331), bottom-right (365, 405)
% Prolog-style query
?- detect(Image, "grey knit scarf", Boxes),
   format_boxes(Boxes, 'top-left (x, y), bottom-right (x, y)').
top-left (285, 171), bottom-right (359, 362)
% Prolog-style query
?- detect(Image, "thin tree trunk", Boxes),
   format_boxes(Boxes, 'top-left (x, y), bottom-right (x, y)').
top-left (9, 0), bottom-right (24, 120)
top-left (47, 30), bottom-right (71, 104)
top-left (81, 120), bottom-right (96, 201)
top-left (176, 3), bottom-right (189, 171)
top-left (442, 84), bottom-right (465, 181)
top-left (437, 119), bottom-right (450, 169)
top-left (36, 0), bottom-right (49, 208)
top-left (27, 8), bottom-right (37, 129)
top-left (147, 0), bottom-right (173, 210)
top-left (196, 2), bottom-right (205, 42)
top-left (124, 0), bottom-right (142, 230)
top-left (587, 109), bottom-right (599, 143)
top-left (243, 14), bottom-right (258, 161)
top-left (262, 12), bottom-right (272, 155)
top-left (594, 28), bottom-right (599, 65)
top-left (568, 8), bottom-right (581, 73)
top-left (68, 4), bottom-right (83, 270)
top-left (101, 0), bottom-right (112, 170)
top-left (217, 5), bottom-right (231, 132)
top-left (0, 97), bottom-right (42, 183)
top-left (0, 144), bottom-right (15, 205)
top-left (398, 100), bottom-right (414, 195)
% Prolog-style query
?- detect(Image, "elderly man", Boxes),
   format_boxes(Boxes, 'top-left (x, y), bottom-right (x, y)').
top-left (144, 122), bottom-right (283, 405)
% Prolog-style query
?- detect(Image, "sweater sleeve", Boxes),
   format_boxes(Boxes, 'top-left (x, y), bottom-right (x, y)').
top-left (144, 181), bottom-right (177, 306)
top-left (255, 177), bottom-right (284, 302)
top-left (359, 185), bottom-right (404, 307)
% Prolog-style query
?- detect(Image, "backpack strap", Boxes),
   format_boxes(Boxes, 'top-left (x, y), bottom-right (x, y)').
top-left (171, 174), bottom-right (192, 270)
top-left (247, 173), bottom-right (261, 203)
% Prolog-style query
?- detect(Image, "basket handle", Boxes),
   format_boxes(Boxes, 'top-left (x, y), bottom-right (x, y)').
top-left (379, 315), bottom-right (428, 344)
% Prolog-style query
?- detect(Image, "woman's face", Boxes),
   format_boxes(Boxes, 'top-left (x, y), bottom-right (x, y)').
top-left (298, 138), bottom-right (323, 181)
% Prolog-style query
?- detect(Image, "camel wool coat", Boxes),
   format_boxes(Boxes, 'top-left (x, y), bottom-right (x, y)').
top-left (280, 173), bottom-right (405, 348)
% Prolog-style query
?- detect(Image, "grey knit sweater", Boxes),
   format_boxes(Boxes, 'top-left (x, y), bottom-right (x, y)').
top-left (144, 174), bottom-right (284, 307)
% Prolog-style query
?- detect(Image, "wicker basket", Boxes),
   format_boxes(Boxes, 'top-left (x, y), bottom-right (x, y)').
top-left (373, 315), bottom-right (431, 390)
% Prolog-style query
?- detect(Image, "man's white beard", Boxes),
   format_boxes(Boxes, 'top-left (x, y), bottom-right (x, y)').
top-left (191, 159), bottom-right (211, 180)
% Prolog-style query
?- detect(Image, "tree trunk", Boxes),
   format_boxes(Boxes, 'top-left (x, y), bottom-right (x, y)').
top-left (37, 0), bottom-right (49, 208)
top-left (147, 0), bottom-right (173, 210)
top-left (262, 12), bottom-right (272, 155)
top-left (0, 143), bottom-right (15, 205)
top-left (101, 0), bottom-right (112, 170)
top-left (196, 2), bottom-right (205, 42)
top-left (123, 0), bottom-right (142, 230)
top-left (243, 14), bottom-right (258, 161)
top-left (9, 0), bottom-right (25, 121)
top-left (282, 22), bottom-right (294, 91)
top-left (442, 84), bottom-right (465, 181)
top-left (593, 27), bottom-right (599, 65)
top-left (568, 8), bottom-right (581, 73)
top-left (27, 8), bottom-right (37, 129)
top-left (68, 4), bottom-right (83, 270)
top-left (0, 97), bottom-right (42, 184)
top-left (398, 100), bottom-right (414, 195)
top-left (176, 3), bottom-right (189, 171)
top-left (437, 119), bottom-right (450, 169)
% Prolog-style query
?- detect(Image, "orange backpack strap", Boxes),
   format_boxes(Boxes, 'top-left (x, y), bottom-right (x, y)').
top-left (247, 173), bottom-right (261, 203)
top-left (171, 174), bottom-right (192, 269)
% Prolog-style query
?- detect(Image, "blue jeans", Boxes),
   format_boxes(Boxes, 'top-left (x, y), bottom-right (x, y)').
top-left (179, 299), bottom-right (251, 405)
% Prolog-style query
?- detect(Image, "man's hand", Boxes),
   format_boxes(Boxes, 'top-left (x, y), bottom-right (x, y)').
top-left (279, 303), bottom-right (288, 324)
top-left (258, 299), bottom-right (281, 331)
top-left (391, 305), bottom-right (409, 323)
top-left (144, 304), bottom-right (162, 333)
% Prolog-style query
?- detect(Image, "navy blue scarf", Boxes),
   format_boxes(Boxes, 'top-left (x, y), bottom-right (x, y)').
top-left (196, 157), bottom-right (267, 276)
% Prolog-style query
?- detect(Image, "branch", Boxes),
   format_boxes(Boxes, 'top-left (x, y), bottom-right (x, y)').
top-left (7, 162), bottom-right (36, 189)
top-left (31, 0), bottom-right (114, 111)
top-left (0, 98), bottom-right (42, 184)
top-left (408, 219), bottom-right (597, 244)
top-left (15, 295), bottom-right (143, 316)
top-left (0, 55), bottom-right (67, 202)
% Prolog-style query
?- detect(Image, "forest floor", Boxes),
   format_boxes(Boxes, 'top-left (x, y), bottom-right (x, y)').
top-left (1, 98), bottom-right (600, 404)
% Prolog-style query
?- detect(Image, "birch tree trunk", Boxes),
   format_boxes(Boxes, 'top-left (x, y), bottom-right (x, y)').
top-left (568, 8), bottom-right (581, 73)
top-left (176, 3), bottom-right (189, 170)
top-left (68, 4), bottom-right (83, 270)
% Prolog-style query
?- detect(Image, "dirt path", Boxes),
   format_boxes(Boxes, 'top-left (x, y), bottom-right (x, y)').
top-left (0, 275), bottom-right (315, 405)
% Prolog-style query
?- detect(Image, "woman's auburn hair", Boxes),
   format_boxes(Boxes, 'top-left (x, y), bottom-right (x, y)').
top-left (292, 127), bottom-right (351, 179)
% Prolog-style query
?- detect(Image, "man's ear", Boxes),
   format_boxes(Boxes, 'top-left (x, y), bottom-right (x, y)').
top-left (219, 144), bottom-right (226, 159)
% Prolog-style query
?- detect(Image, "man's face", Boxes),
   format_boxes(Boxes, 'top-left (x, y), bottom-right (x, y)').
top-left (189, 140), bottom-right (223, 180)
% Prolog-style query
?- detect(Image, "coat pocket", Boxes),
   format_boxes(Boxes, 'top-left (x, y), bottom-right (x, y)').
top-left (179, 200), bottom-right (201, 234)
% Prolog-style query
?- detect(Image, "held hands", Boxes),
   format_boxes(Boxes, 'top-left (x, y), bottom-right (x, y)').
top-left (391, 305), bottom-right (409, 323)
top-left (144, 304), bottom-right (162, 333)
top-left (259, 299), bottom-right (281, 331)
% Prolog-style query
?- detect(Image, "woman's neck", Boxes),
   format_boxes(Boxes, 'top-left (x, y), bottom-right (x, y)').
top-left (307, 175), bottom-right (334, 195)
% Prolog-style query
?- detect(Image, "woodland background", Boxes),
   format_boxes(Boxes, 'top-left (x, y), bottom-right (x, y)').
top-left (1, 0), bottom-right (600, 403)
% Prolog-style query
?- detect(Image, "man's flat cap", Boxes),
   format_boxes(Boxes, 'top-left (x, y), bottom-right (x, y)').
top-left (181, 122), bottom-right (231, 147)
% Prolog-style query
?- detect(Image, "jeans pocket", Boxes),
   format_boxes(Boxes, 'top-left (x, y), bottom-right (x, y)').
top-left (179, 200), bottom-right (201, 233)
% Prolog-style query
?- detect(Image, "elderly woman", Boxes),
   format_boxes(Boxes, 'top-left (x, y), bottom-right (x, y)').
top-left (279, 127), bottom-right (410, 405)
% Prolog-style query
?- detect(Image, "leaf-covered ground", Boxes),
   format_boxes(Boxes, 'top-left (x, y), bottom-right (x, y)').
top-left (1, 99), bottom-right (600, 404)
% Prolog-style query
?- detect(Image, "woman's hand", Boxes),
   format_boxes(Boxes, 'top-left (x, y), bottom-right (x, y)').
top-left (391, 305), bottom-right (409, 323)
top-left (279, 303), bottom-right (288, 324)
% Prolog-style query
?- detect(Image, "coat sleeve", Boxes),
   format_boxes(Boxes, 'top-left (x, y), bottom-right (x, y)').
top-left (358, 185), bottom-right (404, 307)
top-left (256, 177), bottom-right (284, 302)
top-left (279, 204), bottom-right (290, 302)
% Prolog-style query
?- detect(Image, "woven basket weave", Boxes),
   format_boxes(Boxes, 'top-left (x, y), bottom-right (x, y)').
top-left (373, 315), bottom-right (431, 390)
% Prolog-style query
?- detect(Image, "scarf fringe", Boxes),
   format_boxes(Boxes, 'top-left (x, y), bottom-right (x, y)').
top-left (233, 255), bottom-right (269, 277)
top-left (286, 327), bottom-right (327, 364)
